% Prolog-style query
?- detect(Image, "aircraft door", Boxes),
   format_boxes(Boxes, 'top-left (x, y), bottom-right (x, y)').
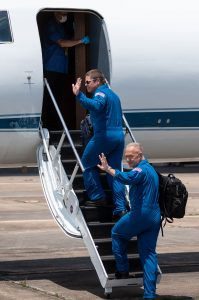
top-left (37, 10), bottom-right (110, 131)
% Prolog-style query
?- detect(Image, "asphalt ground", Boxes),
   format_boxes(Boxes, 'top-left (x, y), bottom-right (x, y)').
top-left (0, 164), bottom-right (198, 300)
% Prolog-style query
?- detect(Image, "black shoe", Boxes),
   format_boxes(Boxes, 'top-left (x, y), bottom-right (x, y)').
top-left (84, 199), bottom-right (107, 207)
top-left (112, 210), bottom-right (127, 221)
top-left (115, 271), bottom-right (129, 279)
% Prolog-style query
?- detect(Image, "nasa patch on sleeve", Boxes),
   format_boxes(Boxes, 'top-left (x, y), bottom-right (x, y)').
top-left (133, 167), bottom-right (142, 172)
top-left (95, 92), bottom-right (105, 98)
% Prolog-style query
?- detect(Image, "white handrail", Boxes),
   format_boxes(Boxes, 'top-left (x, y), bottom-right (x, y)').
top-left (53, 131), bottom-right (65, 166)
top-left (122, 114), bottom-right (137, 143)
top-left (44, 78), bottom-right (85, 172)
top-left (106, 77), bottom-right (136, 143)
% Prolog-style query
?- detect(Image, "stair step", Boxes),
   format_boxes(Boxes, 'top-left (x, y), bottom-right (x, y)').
top-left (69, 174), bottom-right (84, 189)
top-left (76, 190), bottom-right (113, 204)
top-left (95, 238), bottom-right (138, 256)
top-left (71, 173), bottom-right (110, 190)
top-left (49, 129), bottom-right (81, 134)
top-left (108, 271), bottom-right (143, 280)
top-left (87, 222), bottom-right (114, 239)
top-left (61, 145), bottom-right (84, 160)
top-left (80, 206), bottom-right (113, 222)
top-left (101, 255), bottom-right (142, 274)
top-left (74, 190), bottom-right (88, 203)
top-left (46, 128), bottom-right (143, 287)
top-left (49, 130), bottom-right (82, 144)
top-left (62, 159), bottom-right (82, 175)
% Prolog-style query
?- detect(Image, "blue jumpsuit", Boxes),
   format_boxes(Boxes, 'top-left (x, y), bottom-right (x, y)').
top-left (111, 160), bottom-right (161, 299)
top-left (42, 17), bottom-right (76, 129)
top-left (76, 84), bottom-right (126, 214)
top-left (42, 18), bottom-right (69, 74)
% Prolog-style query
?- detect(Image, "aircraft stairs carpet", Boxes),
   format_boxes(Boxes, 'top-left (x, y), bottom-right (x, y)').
top-left (47, 129), bottom-right (144, 297)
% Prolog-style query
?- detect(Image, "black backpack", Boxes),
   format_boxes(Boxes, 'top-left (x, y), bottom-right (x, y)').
top-left (80, 114), bottom-right (93, 147)
top-left (157, 172), bottom-right (188, 235)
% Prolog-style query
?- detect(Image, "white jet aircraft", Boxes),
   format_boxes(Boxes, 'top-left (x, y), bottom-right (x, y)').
top-left (0, 0), bottom-right (199, 165)
top-left (0, 1), bottom-right (197, 297)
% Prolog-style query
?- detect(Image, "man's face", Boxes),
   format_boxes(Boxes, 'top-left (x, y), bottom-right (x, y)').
top-left (54, 12), bottom-right (67, 23)
top-left (125, 146), bottom-right (142, 168)
top-left (85, 76), bottom-right (99, 93)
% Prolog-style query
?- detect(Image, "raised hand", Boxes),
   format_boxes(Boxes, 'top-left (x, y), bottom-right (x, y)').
top-left (97, 153), bottom-right (109, 171)
top-left (72, 77), bottom-right (82, 96)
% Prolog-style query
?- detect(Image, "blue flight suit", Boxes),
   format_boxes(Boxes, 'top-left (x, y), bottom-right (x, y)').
top-left (76, 84), bottom-right (126, 214)
top-left (42, 17), bottom-right (76, 129)
top-left (42, 18), bottom-right (70, 74)
top-left (111, 160), bottom-right (161, 299)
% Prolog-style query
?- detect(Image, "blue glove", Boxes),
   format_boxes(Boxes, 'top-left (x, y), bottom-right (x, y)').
top-left (81, 36), bottom-right (90, 45)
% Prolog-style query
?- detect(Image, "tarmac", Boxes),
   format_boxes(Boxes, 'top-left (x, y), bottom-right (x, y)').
top-left (0, 164), bottom-right (198, 300)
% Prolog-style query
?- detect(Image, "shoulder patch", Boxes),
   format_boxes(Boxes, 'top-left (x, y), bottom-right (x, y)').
top-left (133, 167), bottom-right (142, 172)
top-left (95, 92), bottom-right (106, 98)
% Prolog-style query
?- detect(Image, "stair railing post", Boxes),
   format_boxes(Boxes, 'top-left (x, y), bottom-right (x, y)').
top-left (106, 78), bottom-right (136, 143)
top-left (44, 78), bottom-right (85, 173)
top-left (39, 125), bottom-right (58, 187)
top-left (122, 114), bottom-right (137, 143)
top-left (63, 163), bottom-right (80, 202)
top-left (52, 131), bottom-right (66, 166)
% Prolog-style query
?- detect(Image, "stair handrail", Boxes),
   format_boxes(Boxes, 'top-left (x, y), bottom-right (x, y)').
top-left (105, 78), bottom-right (136, 143)
top-left (44, 78), bottom-right (136, 171)
top-left (43, 78), bottom-right (85, 173)
top-left (39, 125), bottom-right (58, 187)
top-left (122, 113), bottom-right (137, 143)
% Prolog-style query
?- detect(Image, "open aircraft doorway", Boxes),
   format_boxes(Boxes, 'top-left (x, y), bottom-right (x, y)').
top-left (37, 8), bottom-right (111, 131)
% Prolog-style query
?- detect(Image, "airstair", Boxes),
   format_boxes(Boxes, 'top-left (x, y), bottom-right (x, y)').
top-left (37, 79), bottom-right (161, 298)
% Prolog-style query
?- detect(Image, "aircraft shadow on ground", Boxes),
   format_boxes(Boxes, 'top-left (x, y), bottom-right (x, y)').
top-left (0, 253), bottom-right (198, 299)
top-left (153, 163), bottom-right (199, 174)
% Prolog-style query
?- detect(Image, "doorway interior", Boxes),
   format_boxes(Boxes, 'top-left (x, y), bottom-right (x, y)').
top-left (37, 9), bottom-right (111, 130)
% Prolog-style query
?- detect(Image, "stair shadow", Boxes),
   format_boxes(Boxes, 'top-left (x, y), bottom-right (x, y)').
top-left (0, 252), bottom-right (198, 299)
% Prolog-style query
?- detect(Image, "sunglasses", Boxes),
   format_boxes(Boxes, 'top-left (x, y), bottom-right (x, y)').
top-left (85, 79), bottom-right (96, 86)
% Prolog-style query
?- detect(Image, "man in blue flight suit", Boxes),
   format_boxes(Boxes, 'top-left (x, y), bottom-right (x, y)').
top-left (42, 11), bottom-right (89, 129)
top-left (98, 143), bottom-right (161, 299)
top-left (72, 69), bottom-right (127, 218)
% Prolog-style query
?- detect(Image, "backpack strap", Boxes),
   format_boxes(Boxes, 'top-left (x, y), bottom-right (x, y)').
top-left (160, 217), bottom-right (164, 237)
top-left (160, 215), bottom-right (174, 237)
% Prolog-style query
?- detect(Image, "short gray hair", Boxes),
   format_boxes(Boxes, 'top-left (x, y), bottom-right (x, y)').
top-left (125, 142), bottom-right (143, 154)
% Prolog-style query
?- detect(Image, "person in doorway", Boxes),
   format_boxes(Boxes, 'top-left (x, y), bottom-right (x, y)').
top-left (42, 11), bottom-right (90, 129)
top-left (98, 143), bottom-right (161, 300)
top-left (72, 69), bottom-right (127, 219)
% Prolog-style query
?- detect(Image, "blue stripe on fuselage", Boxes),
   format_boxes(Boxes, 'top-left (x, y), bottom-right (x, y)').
top-left (0, 111), bottom-right (198, 131)
top-left (0, 114), bottom-right (40, 131)
top-left (123, 110), bottom-right (199, 128)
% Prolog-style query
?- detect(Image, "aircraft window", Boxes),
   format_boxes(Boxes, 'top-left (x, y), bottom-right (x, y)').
top-left (0, 11), bottom-right (12, 43)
